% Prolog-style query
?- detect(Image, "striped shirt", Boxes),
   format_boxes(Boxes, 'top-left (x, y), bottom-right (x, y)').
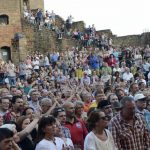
top-left (108, 112), bottom-right (150, 150)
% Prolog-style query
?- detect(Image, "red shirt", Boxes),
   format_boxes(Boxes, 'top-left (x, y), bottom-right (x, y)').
top-left (108, 58), bottom-right (116, 67)
top-left (64, 118), bottom-right (88, 150)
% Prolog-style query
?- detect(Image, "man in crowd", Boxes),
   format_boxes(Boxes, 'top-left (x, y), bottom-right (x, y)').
top-left (63, 102), bottom-right (88, 149)
top-left (109, 96), bottom-right (150, 149)
top-left (135, 93), bottom-right (150, 131)
top-left (53, 107), bottom-right (71, 138)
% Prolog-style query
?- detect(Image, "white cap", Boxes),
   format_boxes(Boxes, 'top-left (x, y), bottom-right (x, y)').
top-left (134, 93), bottom-right (146, 101)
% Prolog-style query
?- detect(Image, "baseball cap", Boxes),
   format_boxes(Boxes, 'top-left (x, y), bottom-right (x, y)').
top-left (97, 100), bottom-right (111, 109)
top-left (134, 93), bottom-right (146, 101)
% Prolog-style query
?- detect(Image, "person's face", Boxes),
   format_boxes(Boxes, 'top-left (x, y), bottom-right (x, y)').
top-left (110, 95), bottom-right (119, 105)
top-left (96, 112), bottom-right (109, 128)
top-left (75, 104), bottom-right (84, 116)
top-left (57, 111), bottom-right (66, 125)
top-left (22, 118), bottom-right (30, 129)
top-left (10, 88), bottom-right (17, 96)
top-left (66, 104), bottom-right (75, 117)
top-left (54, 121), bottom-right (62, 136)
top-left (14, 98), bottom-right (24, 110)
top-left (26, 108), bottom-right (34, 121)
top-left (95, 94), bottom-right (106, 103)
top-left (139, 83), bottom-right (145, 90)
top-left (123, 101), bottom-right (136, 117)
top-left (136, 100), bottom-right (147, 110)
top-left (41, 103), bottom-right (52, 114)
top-left (1, 90), bottom-right (9, 97)
top-left (1, 99), bottom-right (10, 110)
top-left (0, 137), bottom-right (13, 150)
top-left (118, 90), bottom-right (125, 100)
top-left (31, 92), bottom-right (39, 101)
top-left (43, 123), bottom-right (56, 137)
top-left (132, 84), bottom-right (139, 93)
top-left (103, 105), bottom-right (113, 116)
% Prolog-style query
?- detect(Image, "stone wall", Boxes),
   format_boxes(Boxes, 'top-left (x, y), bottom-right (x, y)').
top-left (0, 0), bottom-right (22, 48)
top-left (96, 29), bottom-right (113, 37)
top-left (21, 19), bottom-right (78, 54)
top-left (29, 0), bottom-right (44, 10)
top-left (113, 32), bottom-right (150, 47)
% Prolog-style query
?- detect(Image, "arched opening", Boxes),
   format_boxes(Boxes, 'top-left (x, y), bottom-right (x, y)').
top-left (23, 0), bottom-right (29, 11)
top-left (0, 14), bottom-right (9, 25)
top-left (0, 46), bottom-right (11, 62)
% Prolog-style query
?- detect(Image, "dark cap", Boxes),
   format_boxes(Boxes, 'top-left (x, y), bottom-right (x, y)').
top-left (97, 100), bottom-right (111, 109)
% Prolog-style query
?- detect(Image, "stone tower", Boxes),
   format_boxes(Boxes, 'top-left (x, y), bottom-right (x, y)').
top-left (0, 0), bottom-right (44, 62)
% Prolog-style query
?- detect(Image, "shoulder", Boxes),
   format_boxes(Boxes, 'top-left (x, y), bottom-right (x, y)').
top-left (85, 132), bottom-right (95, 140)
top-left (36, 139), bottom-right (51, 148)
top-left (55, 137), bottom-right (64, 143)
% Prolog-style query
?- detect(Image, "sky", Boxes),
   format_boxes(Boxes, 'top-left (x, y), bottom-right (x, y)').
top-left (44, 0), bottom-right (150, 36)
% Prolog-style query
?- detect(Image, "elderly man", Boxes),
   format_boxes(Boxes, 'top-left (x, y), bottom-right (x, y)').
top-left (40, 98), bottom-right (52, 114)
top-left (135, 93), bottom-right (150, 131)
top-left (28, 90), bottom-right (41, 112)
top-left (109, 96), bottom-right (150, 150)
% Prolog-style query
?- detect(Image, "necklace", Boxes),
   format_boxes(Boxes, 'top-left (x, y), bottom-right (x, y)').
top-left (45, 137), bottom-right (56, 145)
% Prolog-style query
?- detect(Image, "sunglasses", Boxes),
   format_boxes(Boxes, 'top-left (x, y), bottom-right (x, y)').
top-left (100, 116), bottom-right (109, 121)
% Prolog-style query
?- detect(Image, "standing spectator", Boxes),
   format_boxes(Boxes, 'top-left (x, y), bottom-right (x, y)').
top-left (84, 109), bottom-right (116, 150)
top-left (32, 57), bottom-right (40, 73)
top-left (144, 44), bottom-right (150, 60)
top-left (50, 10), bottom-right (56, 25)
top-left (135, 93), bottom-right (150, 131)
top-left (53, 107), bottom-right (71, 139)
top-left (63, 102), bottom-right (88, 150)
top-left (35, 116), bottom-right (65, 150)
top-left (109, 96), bottom-right (150, 150)
top-left (28, 90), bottom-right (41, 113)
top-left (7, 60), bottom-right (16, 86)
top-left (19, 61), bottom-right (26, 81)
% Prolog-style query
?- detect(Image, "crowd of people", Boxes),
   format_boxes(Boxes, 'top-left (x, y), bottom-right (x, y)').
top-left (23, 7), bottom-right (112, 49)
top-left (0, 43), bottom-right (150, 150)
top-left (0, 3), bottom-right (150, 150)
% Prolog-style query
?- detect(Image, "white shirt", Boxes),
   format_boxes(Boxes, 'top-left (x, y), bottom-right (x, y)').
top-left (122, 72), bottom-right (133, 81)
top-left (44, 56), bottom-right (50, 66)
top-left (32, 60), bottom-right (39, 70)
top-left (35, 138), bottom-right (65, 150)
top-left (148, 72), bottom-right (150, 79)
top-left (84, 130), bottom-right (117, 150)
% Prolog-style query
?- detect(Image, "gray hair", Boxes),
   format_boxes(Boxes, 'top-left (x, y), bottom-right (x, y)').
top-left (40, 98), bottom-right (52, 106)
top-left (74, 101), bottom-right (84, 108)
top-left (120, 96), bottom-right (134, 108)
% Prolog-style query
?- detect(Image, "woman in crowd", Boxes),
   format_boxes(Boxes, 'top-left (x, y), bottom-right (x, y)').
top-left (84, 109), bottom-right (116, 150)
top-left (55, 120), bottom-right (74, 149)
top-left (35, 115), bottom-right (67, 150)
top-left (16, 116), bottom-right (37, 150)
